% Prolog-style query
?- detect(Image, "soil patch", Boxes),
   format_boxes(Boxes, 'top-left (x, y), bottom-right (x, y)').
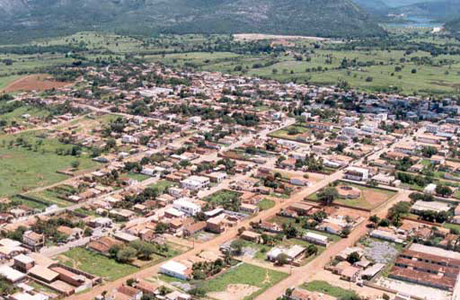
top-left (3, 74), bottom-right (73, 93)
top-left (207, 284), bottom-right (260, 300)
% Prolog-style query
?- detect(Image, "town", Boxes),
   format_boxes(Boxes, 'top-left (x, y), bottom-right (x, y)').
top-left (1, 61), bottom-right (460, 300)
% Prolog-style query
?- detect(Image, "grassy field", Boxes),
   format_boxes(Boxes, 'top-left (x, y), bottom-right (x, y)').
top-left (205, 189), bottom-right (242, 205)
top-left (59, 248), bottom-right (138, 281)
top-left (148, 180), bottom-right (176, 193)
top-left (1, 31), bottom-right (459, 96)
top-left (302, 280), bottom-right (359, 298)
top-left (307, 181), bottom-right (397, 210)
top-left (124, 172), bottom-right (150, 182)
top-left (257, 199), bottom-right (276, 211)
top-left (200, 263), bottom-right (288, 300)
top-left (0, 131), bottom-right (100, 197)
top-left (269, 125), bottom-right (312, 141)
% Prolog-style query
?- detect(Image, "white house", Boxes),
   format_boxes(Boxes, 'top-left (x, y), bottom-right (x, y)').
top-left (173, 199), bottom-right (202, 216)
top-left (344, 167), bottom-right (369, 181)
top-left (303, 232), bottom-right (329, 246)
top-left (180, 175), bottom-right (210, 190)
top-left (159, 260), bottom-right (190, 280)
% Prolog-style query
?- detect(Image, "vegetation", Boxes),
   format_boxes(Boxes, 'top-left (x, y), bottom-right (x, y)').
top-left (59, 248), bottom-right (138, 281)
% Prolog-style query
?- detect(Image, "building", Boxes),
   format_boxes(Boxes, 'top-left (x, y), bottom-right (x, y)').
top-left (390, 245), bottom-right (460, 291)
top-left (411, 200), bottom-right (450, 214)
top-left (180, 175), bottom-right (210, 190)
top-left (303, 232), bottom-right (329, 246)
top-left (344, 167), bottom-right (369, 181)
top-left (173, 199), bottom-right (202, 216)
top-left (159, 260), bottom-right (191, 280)
top-left (22, 231), bottom-right (45, 251)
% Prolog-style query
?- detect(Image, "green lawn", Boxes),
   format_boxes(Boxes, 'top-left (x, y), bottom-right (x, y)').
top-left (301, 280), bottom-right (359, 298)
top-left (444, 223), bottom-right (460, 232)
top-left (0, 132), bottom-right (100, 197)
top-left (148, 180), bottom-right (176, 193)
top-left (200, 263), bottom-right (288, 300)
top-left (124, 172), bottom-right (150, 182)
top-left (257, 199), bottom-right (276, 211)
top-left (59, 248), bottom-right (138, 281)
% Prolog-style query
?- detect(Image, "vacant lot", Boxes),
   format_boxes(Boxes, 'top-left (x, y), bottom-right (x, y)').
top-left (269, 125), bottom-right (312, 141)
top-left (302, 280), bottom-right (359, 298)
top-left (308, 181), bottom-right (397, 210)
top-left (201, 263), bottom-right (288, 300)
top-left (58, 248), bottom-right (138, 281)
top-left (3, 74), bottom-right (72, 93)
top-left (0, 132), bottom-right (99, 197)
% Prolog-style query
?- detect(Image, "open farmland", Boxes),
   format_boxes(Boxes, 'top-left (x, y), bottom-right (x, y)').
top-left (3, 74), bottom-right (72, 93)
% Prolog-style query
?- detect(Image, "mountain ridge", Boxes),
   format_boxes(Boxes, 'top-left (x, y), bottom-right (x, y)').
top-left (0, 0), bottom-right (386, 42)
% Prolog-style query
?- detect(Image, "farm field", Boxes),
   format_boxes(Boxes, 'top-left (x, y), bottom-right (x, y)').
top-left (0, 131), bottom-right (100, 197)
top-left (58, 248), bottom-right (138, 281)
top-left (3, 74), bottom-right (72, 93)
top-left (307, 181), bottom-right (397, 210)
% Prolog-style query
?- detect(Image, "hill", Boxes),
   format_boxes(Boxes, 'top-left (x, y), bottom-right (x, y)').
top-left (0, 0), bottom-right (385, 42)
top-left (389, 0), bottom-right (460, 20)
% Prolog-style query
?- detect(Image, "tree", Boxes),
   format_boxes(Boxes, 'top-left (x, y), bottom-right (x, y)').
top-left (346, 251), bottom-right (360, 264)
top-left (317, 187), bottom-right (338, 206)
top-left (130, 240), bottom-right (156, 260)
top-left (155, 222), bottom-right (169, 234)
top-left (116, 246), bottom-right (137, 263)
top-left (230, 239), bottom-right (244, 256)
top-left (71, 160), bottom-right (80, 170)
top-left (307, 244), bottom-right (319, 256)
top-left (369, 215), bottom-right (380, 224)
top-left (436, 185), bottom-right (453, 197)
top-left (276, 253), bottom-right (290, 266)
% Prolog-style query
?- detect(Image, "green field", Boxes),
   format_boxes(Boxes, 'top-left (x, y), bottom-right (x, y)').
top-left (59, 247), bottom-right (138, 281)
top-left (200, 263), bottom-right (288, 300)
top-left (205, 189), bottom-right (242, 206)
top-left (0, 131), bottom-right (100, 197)
top-left (301, 280), bottom-right (359, 298)
top-left (148, 180), bottom-right (176, 194)
top-left (269, 125), bottom-right (312, 141)
top-left (307, 181), bottom-right (397, 210)
top-left (257, 199), bottom-right (276, 211)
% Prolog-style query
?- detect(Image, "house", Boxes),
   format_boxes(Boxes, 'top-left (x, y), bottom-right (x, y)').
top-left (411, 200), bottom-right (450, 214)
top-left (173, 199), bottom-right (202, 216)
top-left (240, 203), bottom-right (259, 214)
top-left (57, 226), bottom-right (84, 241)
top-left (117, 285), bottom-right (143, 300)
top-left (0, 265), bottom-right (26, 283)
top-left (266, 245), bottom-right (306, 262)
top-left (87, 237), bottom-right (121, 255)
top-left (180, 175), bottom-right (210, 190)
top-left (340, 266), bottom-right (360, 282)
top-left (240, 231), bottom-right (261, 243)
top-left (159, 260), bottom-right (191, 280)
top-left (344, 167), bottom-right (369, 181)
top-left (22, 231), bottom-right (45, 251)
top-left (303, 232), bottom-right (329, 246)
